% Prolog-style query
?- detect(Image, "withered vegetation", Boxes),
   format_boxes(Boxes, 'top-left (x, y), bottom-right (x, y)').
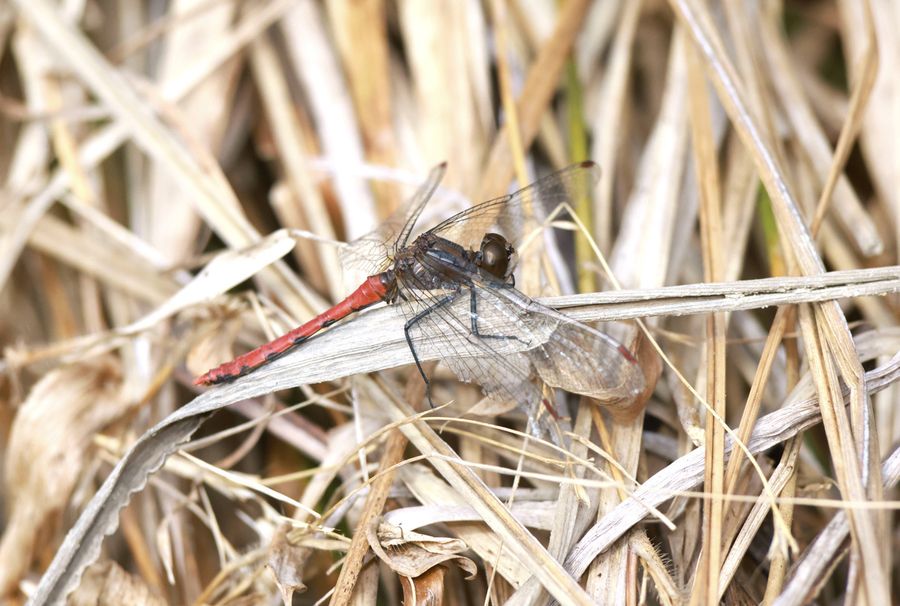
top-left (0, 1), bottom-right (898, 605)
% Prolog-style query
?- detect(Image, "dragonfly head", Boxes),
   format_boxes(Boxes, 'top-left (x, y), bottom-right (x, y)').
top-left (477, 233), bottom-right (515, 281)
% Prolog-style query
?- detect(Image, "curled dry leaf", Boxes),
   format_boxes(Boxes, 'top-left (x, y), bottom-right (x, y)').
top-left (0, 357), bottom-right (127, 598)
top-left (366, 517), bottom-right (477, 580)
top-left (399, 565), bottom-right (446, 606)
top-left (68, 560), bottom-right (164, 606)
top-left (383, 502), bottom-right (558, 533)
top-left (266, 525), bottom-right (312, 606)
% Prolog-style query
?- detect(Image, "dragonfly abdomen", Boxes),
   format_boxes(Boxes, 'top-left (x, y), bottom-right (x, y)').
top-left (195, 273), bottom-right (392, 385)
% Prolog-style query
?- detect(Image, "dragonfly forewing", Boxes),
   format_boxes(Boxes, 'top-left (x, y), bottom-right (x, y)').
top-left (470, 281), bottom-right (645, 401)
top-left (428, 161), bottom-right (601, 253)
top-left (340, 163), bottom-right (448, 277)
top-left (400, 287), bottom-right (550, 361)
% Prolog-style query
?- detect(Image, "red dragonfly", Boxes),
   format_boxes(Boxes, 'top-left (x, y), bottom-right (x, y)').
top-left (195, 162), bottom-right (644, 421)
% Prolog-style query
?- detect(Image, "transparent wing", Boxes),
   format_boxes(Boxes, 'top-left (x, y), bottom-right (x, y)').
top-left (339, 163), bottom-right (447, 277)
top-left (402, 274), bottom-right (644, 402)
top-left (397, 265), bottom-right (547, 417)
top-left (338, 238), bottom-right (392, 279)
top-left (444, 353), bottom-right (560, 438)
top-left (527, 318), bottom-right (645, 402)
top-left (427, 161), bottom-right (601, 251)
top-left (394, 163), bottom-right (448, 250)
top-left (473, 281), bottom-right (644, 401)
top-left (397, 271), bottom-right (642, 435)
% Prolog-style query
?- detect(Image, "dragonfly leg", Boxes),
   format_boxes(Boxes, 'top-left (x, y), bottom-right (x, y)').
top-left (404, 292), bottom-right (459, 407)
top-left (468, 287), bottom-right (527, 345)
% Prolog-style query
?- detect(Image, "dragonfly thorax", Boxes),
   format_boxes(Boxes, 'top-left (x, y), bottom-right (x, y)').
top-left (393, 231), bottom-right (516, 292)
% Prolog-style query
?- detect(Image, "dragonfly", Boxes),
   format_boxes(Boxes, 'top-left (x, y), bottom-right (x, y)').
top-left (195, 161), bottom-right (644, 426)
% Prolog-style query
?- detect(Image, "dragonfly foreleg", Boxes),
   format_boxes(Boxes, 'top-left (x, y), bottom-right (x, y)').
top-left (468, 287), bottom-right (528, 345)
top-left (404, 291), bottom-right (459, 407)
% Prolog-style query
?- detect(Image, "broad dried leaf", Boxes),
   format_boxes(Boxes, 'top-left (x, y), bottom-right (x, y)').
top-left (134, 229), bottom-right (297, 335)
top-left (367, 518), bottom-right (477, 580)
top-left (0, 358), bottom-right (126, 595)
top-left (68, 560), bottom-right (165, 606)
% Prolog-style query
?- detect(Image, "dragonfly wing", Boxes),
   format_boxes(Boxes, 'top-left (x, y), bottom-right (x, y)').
top-left (474, 281), bottom-right (645, 401)
top-left (393, 163), bottom-right (447, 249)
top-left (427, 162), bottom-right (601, 252)
top-left (399, 286), bottom-right (567, 439)
top-left (339, 234), bottom-right (392, 279)
top-left (399, 287), bottom-right (545, 412)
top-left (399, 280), bottom-right (555, 356)
top-left (442, 353), bottom-right (561, 438)
top-left (400, 269), bottom-right (643, 406)
top-left (528, 322), bottom-right (644, 400)
top-left (340, 163), bottom-right (447, 276)
top-left (442, 352), bottom-right (540, 410)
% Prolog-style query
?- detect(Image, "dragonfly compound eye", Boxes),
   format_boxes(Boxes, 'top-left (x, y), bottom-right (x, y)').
top-left (478, 233), bottom-right (514, 279)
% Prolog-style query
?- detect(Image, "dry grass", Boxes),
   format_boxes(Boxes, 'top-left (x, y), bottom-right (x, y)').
top-left (1, 1), bottom-right (898, 605)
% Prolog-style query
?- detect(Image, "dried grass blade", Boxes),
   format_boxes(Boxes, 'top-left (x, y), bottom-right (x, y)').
top-left (327, 0), bottom-right (399, 215)
top-left (587, 27), bottom-right (687, 598)
top-left (477, 0), bottom-right (592, 201)
top-left (565, 342), bottom-right (900, 578)
top-left (11, 0), bottom-right (313, 319)
top-left (329, 429), bottom-right (407, 605)
top-left (249, 35), bottom-right (339, 298)
top-left (836, 0), bottom-right (900, 246)
top-left (773, 445), bottom-right (900, 606)
top-left (686, 35), bottom-right (727, 604)
top-left (758, 4), bottom-right (881, 255)
top-left (370, 379), bottom-right (597, 606)
top-left (280, 0), bottom-right (376, 241)
top-left (670, 1), bottom-right (888, 599)
top-left (143, 0), bottom-right (239, 264)
top-left (589, 0), bottom-right (641, 254)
